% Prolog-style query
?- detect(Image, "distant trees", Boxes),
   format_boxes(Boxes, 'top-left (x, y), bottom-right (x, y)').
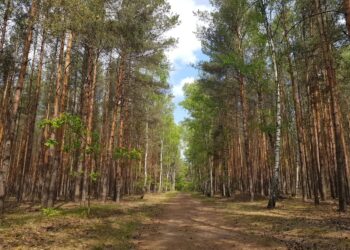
top-left (0, 0), bottom-right (181, 213)
top-left (183, 0), bottom-right (350, 212)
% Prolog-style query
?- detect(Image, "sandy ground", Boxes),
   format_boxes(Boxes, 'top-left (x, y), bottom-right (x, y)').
top-left (135, 193), bottom-right (285, 250)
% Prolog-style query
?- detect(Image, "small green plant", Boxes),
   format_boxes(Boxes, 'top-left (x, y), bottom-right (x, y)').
top-left (113, 147), bottom-right (142, 160)
top-left (90, 171), bottom-right (100, 182)
top-left (41, 208), bottom-right (62, 217)
top-left (44, 138), bottom-right (58, 148)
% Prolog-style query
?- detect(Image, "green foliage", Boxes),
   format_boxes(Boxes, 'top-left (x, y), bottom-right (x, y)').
top-left (90, 171), bottom-right (100, 182)
top-left (135, 180), bottom-right (146, 191)
top-left (129, 149), bottom-right (142, 161)
top-left (114, 147), bottom-right (130, 160)
top-left (40, 113), bottom-right (84, 132)
top-left (113, 148), bottom-right (142, 161)
top-left (260, 124), bottom-right (276, 135)
top-left (64, 113), bottom-right (85, 135)
top-left (39, 117), bottom-right (64, 129)
top-left (44, 138), bottom-right (58, 148)
top-left (40, 113), bottom-right (93, 153)
top-left (175, 164), bottom-right (192, 192)
top-left (181, 0), bottom-right (273, 192)
top-left (41, 208), bottom-right (62, 217)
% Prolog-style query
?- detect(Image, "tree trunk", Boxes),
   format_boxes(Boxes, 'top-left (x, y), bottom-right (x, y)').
top-left (239, 74), bottom-right (253, 201)
top-left (0, 0), bottom-right (37, 213)
top-left (281, 7), bottom-right (307, 200)
top-left (210, 155), bottom-right (214, 197)
top-left (344, 0), bottom-right (350, 36)
top-left (0, 0), bottom-right (11, 53)
top-left (316, 0), bottom-right (347, 212)
top-left (158, 139), bottom-right (163, 192)
top-left (47, 34), bottom-right (65, 208)
top-left (82, 49), bottom-right (98, 204)
top-left (60, 31), bottom-right (74, 113)
top-left (261, 1), bottom-right (282, 209)
top-left (115, 54), bottom-right (126, 203)
top-left (144, 120), bottom-right (149, 190)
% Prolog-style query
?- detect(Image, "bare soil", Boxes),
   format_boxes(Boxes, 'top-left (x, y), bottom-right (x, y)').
top-left (135, 193), bottom-right (284, 250)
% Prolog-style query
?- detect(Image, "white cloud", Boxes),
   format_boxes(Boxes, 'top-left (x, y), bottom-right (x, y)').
top-left (173, 77), bottom-right (196, 99)
top-left (166, 0), bottom-right (211, 64)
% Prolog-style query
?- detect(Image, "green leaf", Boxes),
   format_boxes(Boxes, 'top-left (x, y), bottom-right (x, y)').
top-left (45, 138), bottom-right (58, 148)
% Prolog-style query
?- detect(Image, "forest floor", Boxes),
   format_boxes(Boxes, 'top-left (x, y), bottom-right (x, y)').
top-left (1, 192), bottom-right (350, 250)
top-left (135, 193), bottom-right (350, 250)
top-left (0, 193), bottom-right (175, 250)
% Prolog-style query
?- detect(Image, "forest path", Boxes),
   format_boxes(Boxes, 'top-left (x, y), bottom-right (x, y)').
top-left (135, 193), bottom-right (285, 250)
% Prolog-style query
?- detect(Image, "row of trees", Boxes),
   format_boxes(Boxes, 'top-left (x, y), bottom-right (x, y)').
top-left (0, 0), bottom-right (181, 213)
top-left (182, 0), bottom-right (350, 211)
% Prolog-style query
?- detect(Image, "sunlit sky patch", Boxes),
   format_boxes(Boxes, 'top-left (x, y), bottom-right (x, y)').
top-left (166, 0), bottom-right (211, 124)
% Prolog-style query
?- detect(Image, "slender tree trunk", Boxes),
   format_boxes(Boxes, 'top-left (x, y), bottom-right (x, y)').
top-left (61, 31), bottom-right (74, 113)
top-left (158, 139), bottom-right (163, 192)
top-left (316, 0), bottom-right (347, 212)
top-left (82, 50), bottom-right (98, 205)
top-left (41, 39), bottom-right (58, 207)
top-left (210, 155), bottom-right (214, 197)
top-left (281, 8), bottom-right (307, 200)
top-left (115, 54), bottom-right (126, 202)
top-left (74, 45), bottom-right (91, 203)
top-left (0, 0), bottom-right (37, 213)
top-left (144, 120), bottom-right (149, 190)
top-left (12, 0), bottom-right (38, 117)
top-left (47, 34), bottom-right (65, 208)
top-left (171, 163), bottom-right (176, 191)
top-left (25, 36), bottom-right (46, 199)
top-left (0, 0), bottom-right (11, 53)
top-left (239, 74), bottom-right (253, 201)
top-left (115, 106), bottom-right (124, 202)
top-left (102, 100), bottom-right (117, 201)
top-left (344, 0), bottom-right (350, 36)
top-left (19, 30), bottom-right (45, 201)
top-left (260, 1), bottom-right (282, 209)
top-left (101, 74), bottom-right (112, 201)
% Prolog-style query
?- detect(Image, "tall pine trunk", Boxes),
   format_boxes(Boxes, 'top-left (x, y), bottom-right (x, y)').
top-left (158, 139), bottom-right (163, 193)
top-left (47, 34), bottom-right (65, 208)
top-left (0, 0), bottom-right (37, 213)
top-left (344, 0), bottom-right (350, 35)
top-left (316, 0), bottom-right (347, 212)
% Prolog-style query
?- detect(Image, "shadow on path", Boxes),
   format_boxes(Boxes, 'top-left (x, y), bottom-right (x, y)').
top-left (135, 193), bottom-right (285, 250)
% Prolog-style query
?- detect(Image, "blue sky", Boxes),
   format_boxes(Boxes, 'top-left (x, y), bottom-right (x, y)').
top-left (166, 0), bottom-right (211, 124)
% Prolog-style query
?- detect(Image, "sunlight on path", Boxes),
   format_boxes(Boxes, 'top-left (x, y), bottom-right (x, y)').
top-left (135, 193), bottom-right (285, 250)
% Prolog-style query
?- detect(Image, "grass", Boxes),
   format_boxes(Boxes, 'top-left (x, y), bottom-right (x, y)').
top-left (0, 192), bottom-right (176, 250)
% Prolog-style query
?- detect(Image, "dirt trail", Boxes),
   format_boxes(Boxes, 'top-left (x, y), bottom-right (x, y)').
top-left (135, 193), bottom-right (285, 250)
